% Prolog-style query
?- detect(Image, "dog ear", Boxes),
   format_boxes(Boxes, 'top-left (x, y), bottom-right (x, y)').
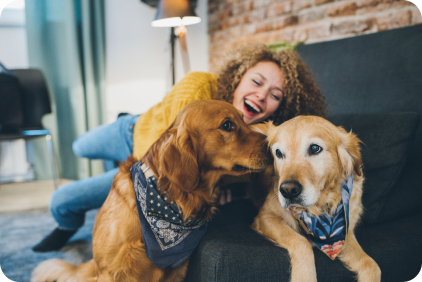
top-left (337, 126), bottom-right (363, 177)
top-left (250, 121), bottom-right (275, 136)
top-left (159, 122), bottom-right (199, 192)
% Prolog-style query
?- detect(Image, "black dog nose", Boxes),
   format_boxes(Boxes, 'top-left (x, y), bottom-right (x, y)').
top-left (279, 181), bottom-right (303, 200)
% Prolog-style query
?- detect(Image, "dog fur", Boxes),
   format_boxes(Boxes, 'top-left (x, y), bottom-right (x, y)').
top-left (31, 100), bottom-right (268, 282)
top-left (252, 115), bottom-right (381, 282)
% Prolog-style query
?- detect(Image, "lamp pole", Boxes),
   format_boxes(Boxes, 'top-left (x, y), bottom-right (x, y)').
top-left (175, 25), bottom-right (190, 75)
top-left (151, 0), bottom-right (200, 85)
top-left (170, 27), bottom-right (176, 85)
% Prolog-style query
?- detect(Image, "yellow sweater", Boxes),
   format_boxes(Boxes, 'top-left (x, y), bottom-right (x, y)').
top-left (133, 72), bottom-right (218, 160)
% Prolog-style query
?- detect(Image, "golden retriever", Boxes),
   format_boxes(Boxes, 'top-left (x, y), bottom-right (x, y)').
top-left (31, 100), bottom-right (268, 282)
top-left (252, 116), bottom-right (381, 282)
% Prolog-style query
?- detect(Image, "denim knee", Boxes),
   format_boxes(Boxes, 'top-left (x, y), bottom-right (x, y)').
top-left (72, 136), bottom-right (87, 158)
top-left (50, 185), bottom-right (85, 230)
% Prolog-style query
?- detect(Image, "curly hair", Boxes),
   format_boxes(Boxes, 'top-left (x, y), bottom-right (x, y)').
top-left (214, 43), bottom-right (326, 126)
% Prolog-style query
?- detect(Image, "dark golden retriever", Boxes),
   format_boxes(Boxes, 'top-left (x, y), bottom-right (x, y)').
top-left (252, 116), bottom-right (381, 282)
top-left (31, 100), bottom-right (268, 282)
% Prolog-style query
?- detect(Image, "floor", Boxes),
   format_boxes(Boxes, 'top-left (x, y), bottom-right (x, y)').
top-left (0, 179), bottom-right (72, 213)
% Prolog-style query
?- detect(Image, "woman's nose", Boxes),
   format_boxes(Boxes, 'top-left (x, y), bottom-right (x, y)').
top-left (255, 91), bottom-right (266, 100)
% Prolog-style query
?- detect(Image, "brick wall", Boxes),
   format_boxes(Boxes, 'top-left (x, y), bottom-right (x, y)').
top-left (207, 0), bottom-right (422, 71)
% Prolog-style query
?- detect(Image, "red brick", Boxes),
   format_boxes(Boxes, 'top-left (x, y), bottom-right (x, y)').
top-left (292, 0), bottom-right (312, 11)
top-left (243, 1), bottom-right (254, 11)
top-left (357, 0), bottom-right (404, 14)
top-left (411, 7), bottom-right (422, 24)
top-left (208, 0), bottom-right (420, 71)
top-left (255, 21), bottom-right (274, 33)
top-left (242, 24), bottom-right (257, 35)
top-left (271, 28), bottom-right (296, 43)
top-left (315, 0), bottom-right (335, 6)
top-left (331, 19), bottom-right (374, 34)
top-left (267, 2), bottom-right (292, 18)
top-left (252, 0), bottom-right (272, 9)
top-left (306, 24), bottom-right (331, 41)
top-left (376, 10), bottom-right (412, 30)
top-left (245, 8), bottom-right (267, 22)
top-left (298, 8), bottom-right (325, 23)
top-left (215, 9), bottom-right (231, 21)
top-left (327, 2), bottom-right (358, 17)
top-left (274, 15), bottom-right (299, 29)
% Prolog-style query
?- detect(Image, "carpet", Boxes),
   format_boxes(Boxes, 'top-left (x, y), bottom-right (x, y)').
top-left (0, 208), bottom-right (97, 282)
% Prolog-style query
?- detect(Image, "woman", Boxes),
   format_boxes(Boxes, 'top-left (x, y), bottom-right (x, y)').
top-left (33, 43), bottom-right (326, 252)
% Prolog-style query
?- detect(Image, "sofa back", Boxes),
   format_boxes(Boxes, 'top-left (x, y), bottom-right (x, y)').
top-left (297, 24), bottom-right (422, 161)
top-left (296, 25), bottom-right (422, 224)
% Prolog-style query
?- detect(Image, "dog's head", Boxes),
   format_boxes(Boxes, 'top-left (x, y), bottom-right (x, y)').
top-left (144, 100), bottom-right (268, 220)
top-left (255, 116), bottom-right (362, 215)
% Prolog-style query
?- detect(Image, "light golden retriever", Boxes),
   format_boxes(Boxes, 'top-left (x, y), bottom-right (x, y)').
top-left (252, 116), bottom-right (381, 282)
top-left (31, 100), bottom-right (268, 282)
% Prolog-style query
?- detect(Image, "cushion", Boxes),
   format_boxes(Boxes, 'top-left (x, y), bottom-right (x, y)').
top-left (185, 199), bottom-right (422, 282)
top-left (328, 112), bottom-right (419, 225)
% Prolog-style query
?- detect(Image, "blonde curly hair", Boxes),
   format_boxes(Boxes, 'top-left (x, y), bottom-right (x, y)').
top-left (214, 43), bottom-right (326, 126)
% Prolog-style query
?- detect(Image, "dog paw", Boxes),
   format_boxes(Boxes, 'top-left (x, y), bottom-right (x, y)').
top-left (358, 258), bottom-right (381, 282)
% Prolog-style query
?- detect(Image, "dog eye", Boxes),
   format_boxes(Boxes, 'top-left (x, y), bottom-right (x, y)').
top-left (309, 144), bottom-right (322, 155)
top-left (275, 149), bottom-right (284, 159)
top-left (221, 120), bottom-right (234, 131)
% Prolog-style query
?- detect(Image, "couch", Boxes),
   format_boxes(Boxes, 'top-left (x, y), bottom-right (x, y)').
top-left (185, 24), bottom-right (422, 282)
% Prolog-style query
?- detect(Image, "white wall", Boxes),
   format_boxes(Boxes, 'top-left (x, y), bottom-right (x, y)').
top-left (0, 0), bottom-right (32, 182)
top-left (105, 0), bottom-right (209, 123)
top-left (0, 0), bottom-right (28, 69)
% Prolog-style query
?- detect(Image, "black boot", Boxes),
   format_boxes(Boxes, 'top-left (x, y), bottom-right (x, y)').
top-left (32, 227), bottom-right (77, 252)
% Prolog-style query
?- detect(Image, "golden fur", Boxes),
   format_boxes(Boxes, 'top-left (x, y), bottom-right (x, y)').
top-left (215, 43), bottom-right (327, 126)
top-left (31, 100), bottom-right (268, 282)
top-left (252, 116), bottom-right (381, 282)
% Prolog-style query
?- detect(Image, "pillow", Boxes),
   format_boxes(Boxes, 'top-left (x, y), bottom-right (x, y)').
top-left (328, 112), bottom-right (419, 225)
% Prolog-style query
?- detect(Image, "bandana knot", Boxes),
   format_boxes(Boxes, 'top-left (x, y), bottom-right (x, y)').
top-left (289, 175), bottom-right (353, 260)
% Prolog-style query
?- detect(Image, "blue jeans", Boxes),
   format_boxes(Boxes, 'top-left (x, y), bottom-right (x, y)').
top-left (50, 114), bottom-right (139, 230)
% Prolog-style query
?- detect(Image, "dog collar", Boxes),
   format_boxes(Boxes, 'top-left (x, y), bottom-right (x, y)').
top-left (289, 175), bottom-right (353, 260)
top-left (131, 161), bottom-right (207, 269)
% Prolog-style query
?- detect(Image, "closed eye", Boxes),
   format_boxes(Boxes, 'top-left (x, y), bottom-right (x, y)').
top-left (271, 94), bottom-right (281, 101)
top-left (252, 79), bottom-right (261, 86)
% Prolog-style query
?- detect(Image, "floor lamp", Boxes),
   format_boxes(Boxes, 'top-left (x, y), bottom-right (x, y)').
top-left (151, 0), bottom-right (201, 85)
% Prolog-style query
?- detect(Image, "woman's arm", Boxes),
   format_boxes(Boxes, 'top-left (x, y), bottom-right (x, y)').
top-left (132, 72), bottom-right (218, 160)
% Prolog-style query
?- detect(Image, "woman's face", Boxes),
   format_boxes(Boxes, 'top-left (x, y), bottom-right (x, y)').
top-left (232, 61), bottom-right (284, 125)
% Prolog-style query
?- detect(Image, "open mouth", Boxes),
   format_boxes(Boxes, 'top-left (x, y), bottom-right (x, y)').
top-left (243, 100), bottom-right (262, 116)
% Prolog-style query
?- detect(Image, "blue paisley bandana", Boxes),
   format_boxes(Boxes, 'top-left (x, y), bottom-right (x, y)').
top-left (131, 161), bottom-right (208, 269)
top-left (289, 175), bottom-right (353, 260)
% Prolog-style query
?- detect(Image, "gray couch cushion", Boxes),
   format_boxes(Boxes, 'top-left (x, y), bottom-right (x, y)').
top-left (328, 112), bottom-right (419, 225)
top-left (185, 199), bottom-right (422, 282)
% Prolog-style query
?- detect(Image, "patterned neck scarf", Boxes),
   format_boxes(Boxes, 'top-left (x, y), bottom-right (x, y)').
top-left (289, 175), bottom-right (353, 260)
top-left (131, 161), bottom-right (208, 269)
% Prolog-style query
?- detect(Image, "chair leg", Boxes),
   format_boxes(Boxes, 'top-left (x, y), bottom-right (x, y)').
top-left (45, 134), bottom-right (59, 189)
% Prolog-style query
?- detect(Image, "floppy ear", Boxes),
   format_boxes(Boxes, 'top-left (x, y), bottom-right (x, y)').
top-left (159, 122), bottom-right (199, 192)
top-left (250, 121), bottom-right (275, 136)
top-left (337, 126), bottom-right (363, 177)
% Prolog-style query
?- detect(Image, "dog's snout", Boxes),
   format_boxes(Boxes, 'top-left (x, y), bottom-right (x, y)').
top-left (279, 181), bottom-right (303, 200)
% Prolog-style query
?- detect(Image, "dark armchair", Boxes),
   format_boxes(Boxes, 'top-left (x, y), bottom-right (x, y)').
top-left (0, 67), bottom-right (59, 188)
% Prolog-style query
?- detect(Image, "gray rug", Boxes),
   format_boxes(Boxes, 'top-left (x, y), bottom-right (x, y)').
top-left (0, 208), bottom-right (97, 282)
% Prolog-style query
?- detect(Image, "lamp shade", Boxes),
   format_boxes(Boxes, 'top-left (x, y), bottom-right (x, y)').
top-left (151, 0), bottom-right (201, 27)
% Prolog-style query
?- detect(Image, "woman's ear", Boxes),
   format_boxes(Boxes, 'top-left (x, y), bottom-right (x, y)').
top-left (336, 126), bottom-right (363, 178)
top-left (250, 121), bottom-right (275, 136)
top-left (158, 123), bottom-right (199, 192)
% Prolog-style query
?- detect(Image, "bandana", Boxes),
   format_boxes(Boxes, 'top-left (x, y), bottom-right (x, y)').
top-left (131, 161), bottom-right (207, 269)
top-left (289, 175), bottom-right (353, 260)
